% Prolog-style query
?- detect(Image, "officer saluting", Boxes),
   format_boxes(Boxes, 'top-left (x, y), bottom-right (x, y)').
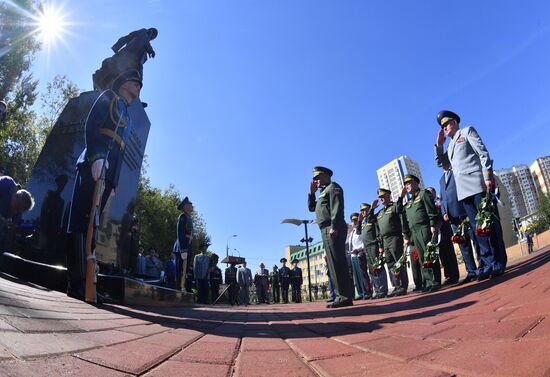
top-left (279, 258), bottom-right (291, 303)
top-left (375, 187), bottom-right (409, 296)
top-left (308, 166), bottom-right (354, 308)
top-left (290, 259), bottom-right (303, 303)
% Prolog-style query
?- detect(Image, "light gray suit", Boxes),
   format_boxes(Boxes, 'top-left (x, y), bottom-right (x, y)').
top-left (237, 266), bottom-right (252, 304)
top-left (435, 125), bottom-right (493, 201)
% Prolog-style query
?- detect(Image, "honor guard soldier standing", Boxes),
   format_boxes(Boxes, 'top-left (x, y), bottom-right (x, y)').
top-left (67, 69), bottom-right (142, 301)
top-left (375, 187), bottom-right (409, 296)
top-left (402, 175), bottom-right (441, 292)
top-left (209, 255), bottom-right (223, 303)
top-left (279, 258), bottom-right (291, 303)
top-left (357, 201), bottom-right (388, 299)
top-left (224, 263), bottom-right (238, 306)
top-left (176, 197), bottom-right (194, 291)
top-left (290, 259), bottom-right (303, 303)
top-left (308, 166), bottom-right (354, 308)
top-left (270, 265), bottom-right (281, 303)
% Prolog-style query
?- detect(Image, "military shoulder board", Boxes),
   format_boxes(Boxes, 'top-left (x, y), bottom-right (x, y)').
top-left (414, 196), bottom-right (422, 203)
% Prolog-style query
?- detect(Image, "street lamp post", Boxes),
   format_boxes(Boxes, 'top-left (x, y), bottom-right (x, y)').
top-left (281, 218), bottom-right (314, 302)
top-left (226, 234), bottom-right (237, 257)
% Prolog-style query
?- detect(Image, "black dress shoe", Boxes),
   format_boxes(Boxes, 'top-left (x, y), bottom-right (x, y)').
top-left (326, 298), bottom-right (335, 303)
top-left (412, 287), bottom-right (423, 292)
top-left (422, 286), bottom-right (430, 292)
top-left (394, 288), bottom-right (407, 296)
top-left (326, 299), bottom-right (353, 309)
top-left (490, 270), bottom-right (503, 279)
top-left (477, 271), bottom-right (491, 281)
top-left (443, 278), bottom-right (459, 285)
top-left (460, 275), bottom-right (476, 284)
top-left (429, 284), bottom-right (440, 292)
top-left (372, 293), bottom-right (387, 299)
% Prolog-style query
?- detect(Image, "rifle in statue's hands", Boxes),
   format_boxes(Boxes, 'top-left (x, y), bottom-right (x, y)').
top-left (85, 95), bottom-right (127, 303)
top-left (84, 160), bottom-right (106, 303)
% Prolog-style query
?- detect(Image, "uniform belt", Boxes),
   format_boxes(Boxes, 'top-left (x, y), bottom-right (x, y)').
top-left (99, 128), bottom-right (125, 149)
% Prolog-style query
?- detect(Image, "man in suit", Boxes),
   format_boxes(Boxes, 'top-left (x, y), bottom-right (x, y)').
top-left (435, 110), bottom-right (505, 280)
top-left (237, 261), bottom-right (252, 305)
top-left (438, 160), bottom-right (478, 283)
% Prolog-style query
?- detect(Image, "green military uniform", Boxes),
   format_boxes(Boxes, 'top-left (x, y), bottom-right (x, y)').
top-left (308, 167), bottom-right (354, 307)
top-left (376, 188), bottom-right (409, 294)
top-left (403, 176), bottom-right (441, 291)
top-left (357, 203), bottom-right (388, 297)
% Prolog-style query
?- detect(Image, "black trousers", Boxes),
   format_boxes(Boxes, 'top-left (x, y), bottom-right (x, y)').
top-left (291, 283), bottom-right (301, 303)
top-left (281, 282), bottom-right (290, 303)
top-left (272, 284), bottom-right (280, 303)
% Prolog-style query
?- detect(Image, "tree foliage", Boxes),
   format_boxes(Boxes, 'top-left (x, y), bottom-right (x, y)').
top-left (135, 162), bottom-right (210, 261)
top-left (535, 193), bottom-right (550, 231)
top-left (0, 0), bottom-right (42, 183)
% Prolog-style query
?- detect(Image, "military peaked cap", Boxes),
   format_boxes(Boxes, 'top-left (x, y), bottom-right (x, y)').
top-left (178, 196), bottom-right (192, 210)
top-left (404, 174), bottom-right (420, 184)
top-left (291, 259), bottom-right (299, 264)
top-left (313, 166), bottom-right (333, 178)
top-left (360, 203), bottom-right (370, 211)
top-left (280, 257), bottom-right (287, 263)
top-left (350, 212), bottom-right (359, 221)
top-left (437, 110), bottom-right (460, 127)
top-left (377, 188), bottom-right (391, 197)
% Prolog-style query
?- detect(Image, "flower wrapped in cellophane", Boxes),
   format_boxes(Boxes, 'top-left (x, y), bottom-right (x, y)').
top-left (475, 190), bottom-right (495, 237)
top-left (423, 235), bottom-right (439, 268)
top-left (452, 217), bottom-right (470, 244)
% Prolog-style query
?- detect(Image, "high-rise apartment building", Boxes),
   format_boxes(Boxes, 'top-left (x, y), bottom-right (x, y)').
top-left (377, 156), bottom-right (424, 201)
top-left (530, 156), bottom-right (550, 195)
top-left (495, 165), bottom-right (538, 218)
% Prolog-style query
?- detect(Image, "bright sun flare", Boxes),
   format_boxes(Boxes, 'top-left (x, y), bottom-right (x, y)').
top-left (35, 4), bottom-right (67, 46)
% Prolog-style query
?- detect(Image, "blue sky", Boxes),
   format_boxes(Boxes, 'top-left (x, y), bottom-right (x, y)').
top-left (27, 0), bottom-right (550, 269)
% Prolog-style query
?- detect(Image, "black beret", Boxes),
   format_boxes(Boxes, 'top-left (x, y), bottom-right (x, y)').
top-left (437, 110), bottom-right (460, 127)
top-left (280, 258), bottom-right (287, 263)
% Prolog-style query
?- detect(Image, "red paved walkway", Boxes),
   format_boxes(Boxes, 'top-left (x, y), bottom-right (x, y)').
top-left (1, 248), bottom-right (550, 376)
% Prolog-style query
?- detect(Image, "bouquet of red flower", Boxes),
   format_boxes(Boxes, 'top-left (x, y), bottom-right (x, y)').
top-left (423, 235), bottom-right (439, 268)
top-left (475, 190), bottom-right (494, 237)
top-left (411, 248), bottom-right (419, 262)
top-left (451, 217), bottom-right (470, 244)
top-left (372, 253), bottom-right (384, 273)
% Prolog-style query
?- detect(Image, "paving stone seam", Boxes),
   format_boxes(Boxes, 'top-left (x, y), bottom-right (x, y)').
top-left (515, 316), bottom-right (546, 341)
top-left (411, 358), bottom-right (482, 377)
top-left (225, 337), bottom-right (241, 377)
top-left (350, 337), bottom-right (457, 363)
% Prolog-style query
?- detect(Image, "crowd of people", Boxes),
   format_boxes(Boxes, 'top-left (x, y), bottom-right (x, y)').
top-left (309, 110), bottom-right (509, 308)
top-left (0, 109), bottom-right (513, 309)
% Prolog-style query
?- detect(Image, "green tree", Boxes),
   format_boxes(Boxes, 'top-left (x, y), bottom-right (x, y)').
top-left (0, 0), bottom-right (41, 183)
top-left (536, 193), bottom-right (550, 230)
top-left (134, 163), bottom-right (210, 261)
top-left (0, 0), bottom-right (41, 100)
top-left (37, 74), bottom-right (80, 141)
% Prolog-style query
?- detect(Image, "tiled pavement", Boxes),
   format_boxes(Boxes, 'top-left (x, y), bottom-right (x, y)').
top-left (1, 248), bottom-right (550, 376)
